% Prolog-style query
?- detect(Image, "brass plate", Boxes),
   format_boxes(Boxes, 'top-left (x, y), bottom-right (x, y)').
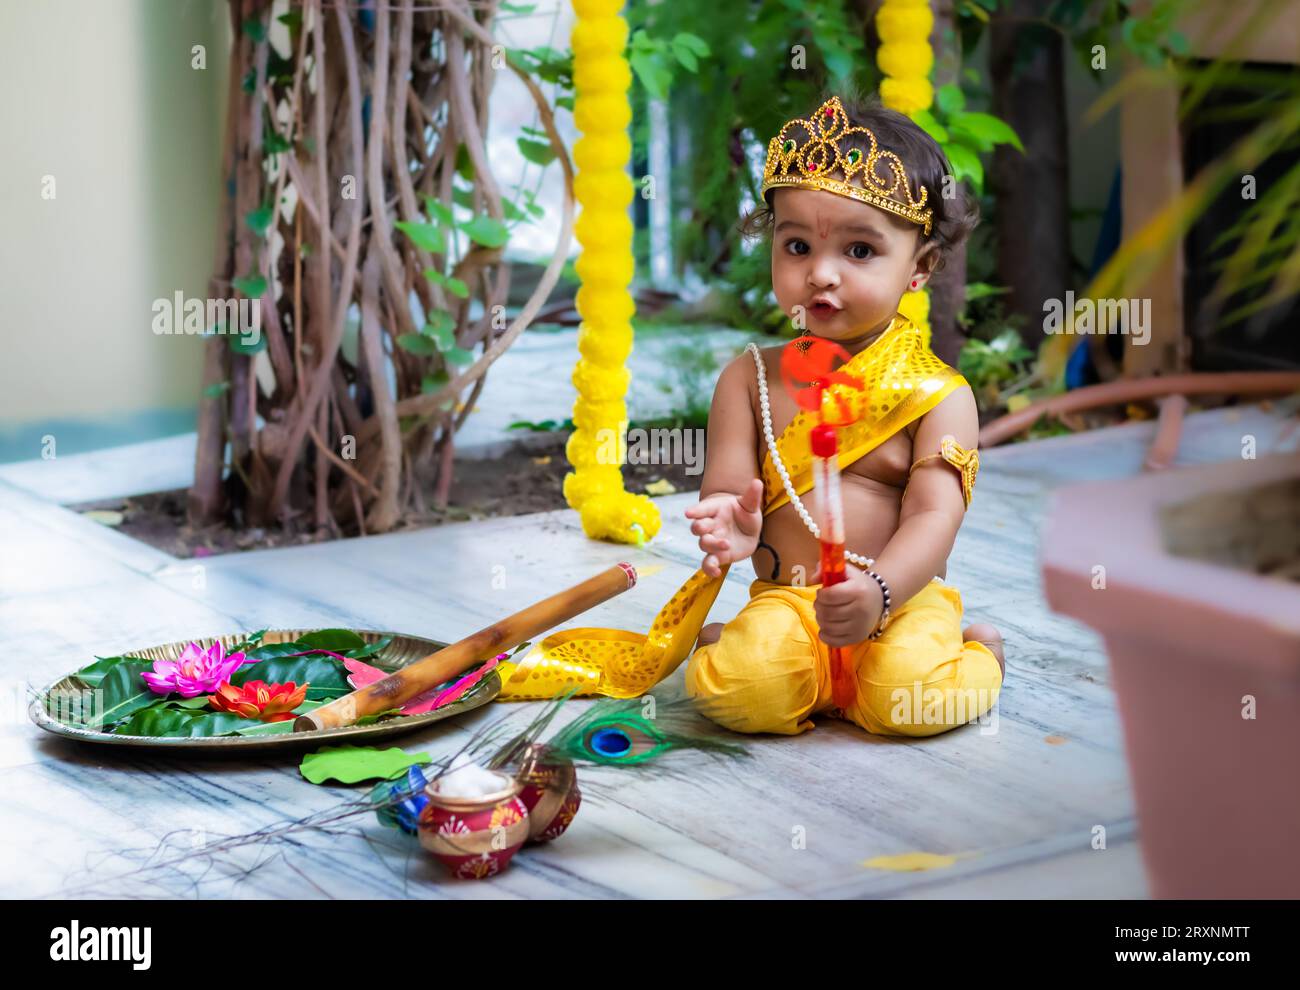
top-left (28, 629), bottom-right (499, 753)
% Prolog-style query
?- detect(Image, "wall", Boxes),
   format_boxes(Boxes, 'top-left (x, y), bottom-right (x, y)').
top-left (0, 0), bottom-right (228, 460)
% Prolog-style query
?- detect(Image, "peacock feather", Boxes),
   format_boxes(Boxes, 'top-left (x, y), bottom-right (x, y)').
top-left (538, 694), bottom-right (747, 768)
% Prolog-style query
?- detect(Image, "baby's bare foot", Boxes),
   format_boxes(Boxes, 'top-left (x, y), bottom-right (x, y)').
top-left (695, 622), bottom-right (725, 651)
top-left (963, 622), bottom-right (1005, 679)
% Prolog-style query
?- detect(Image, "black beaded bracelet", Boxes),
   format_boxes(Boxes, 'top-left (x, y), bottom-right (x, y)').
top-left (865, 568), bottom-right (892, 640)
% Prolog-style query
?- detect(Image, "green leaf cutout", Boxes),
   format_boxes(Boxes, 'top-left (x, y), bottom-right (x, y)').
top-left (299, 745), bottom-right (432, 785)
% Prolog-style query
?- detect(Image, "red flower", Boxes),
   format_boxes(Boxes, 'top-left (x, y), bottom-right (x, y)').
top-left (208, 680), bottom-right (308, 722)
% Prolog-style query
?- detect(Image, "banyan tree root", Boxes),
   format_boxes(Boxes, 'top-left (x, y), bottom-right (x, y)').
top-left (189, 0), bottom-right (574, 535)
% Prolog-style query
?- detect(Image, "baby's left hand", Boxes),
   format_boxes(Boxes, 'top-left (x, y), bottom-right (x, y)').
top-left (811, 565), bottom-right (884, 647)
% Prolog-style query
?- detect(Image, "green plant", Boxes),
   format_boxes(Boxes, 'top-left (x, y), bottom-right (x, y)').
top-left (193, 4), bottom-right (573, 534)
top-left (913, 83), bottom-right (1023, 194)
top-left (958, 328), bottom-right (1033, 390)
top-left (625, 0), bottom-right (872, 332)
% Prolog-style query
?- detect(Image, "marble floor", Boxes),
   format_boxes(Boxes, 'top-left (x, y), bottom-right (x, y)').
top-left (2, 403), bottom-right (1294, 898)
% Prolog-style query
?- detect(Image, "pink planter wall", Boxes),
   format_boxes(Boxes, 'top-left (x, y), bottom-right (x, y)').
top-left (1042, 452), bottom-right (1300, 898)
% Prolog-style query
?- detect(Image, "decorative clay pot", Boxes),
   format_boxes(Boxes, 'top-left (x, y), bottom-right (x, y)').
top-left (515, 744), bottom-right (582, 843)
top-left (1043, 451), bottom-right (1300, 898)
top-left (417, 770), bottom-right (530, 880)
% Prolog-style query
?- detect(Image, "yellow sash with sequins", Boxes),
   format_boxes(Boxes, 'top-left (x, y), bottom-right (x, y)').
top-left (494, 317), bottom-right (969, 700)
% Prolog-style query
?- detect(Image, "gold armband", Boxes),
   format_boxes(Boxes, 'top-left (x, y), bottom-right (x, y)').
top-left (907, 434), bottom-right (979, 508)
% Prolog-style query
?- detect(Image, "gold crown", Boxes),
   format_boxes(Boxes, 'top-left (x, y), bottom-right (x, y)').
top-left (761, 96), bottom-right (933, 236)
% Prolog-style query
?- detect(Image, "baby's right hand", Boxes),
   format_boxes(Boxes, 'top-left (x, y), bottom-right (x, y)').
top-left (684, 478), bottom-right (764, 578)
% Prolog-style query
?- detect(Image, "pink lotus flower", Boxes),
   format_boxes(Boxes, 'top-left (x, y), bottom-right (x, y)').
top-left (141, 641), bottom-right (250, 697)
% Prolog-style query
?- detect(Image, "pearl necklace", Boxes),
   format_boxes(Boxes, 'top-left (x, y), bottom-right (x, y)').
top-left (747, 342), bottom-right (875, 569)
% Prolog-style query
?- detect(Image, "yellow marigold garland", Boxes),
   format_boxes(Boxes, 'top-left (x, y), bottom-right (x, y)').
top-left (876, 0), bottom-right (935, 350)
top-left (563, 0), bottom-right (661, 544)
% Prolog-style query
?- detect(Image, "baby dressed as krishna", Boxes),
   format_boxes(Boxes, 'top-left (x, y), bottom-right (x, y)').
top-left (494, 94), bottom-right (1004, 738)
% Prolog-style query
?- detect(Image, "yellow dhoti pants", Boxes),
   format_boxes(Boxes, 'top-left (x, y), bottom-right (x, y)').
top-left (685, 577), bottom-right (1002, 737)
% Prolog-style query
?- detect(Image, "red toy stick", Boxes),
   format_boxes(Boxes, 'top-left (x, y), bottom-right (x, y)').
top-left (781, 337), bottom-right (863, 710)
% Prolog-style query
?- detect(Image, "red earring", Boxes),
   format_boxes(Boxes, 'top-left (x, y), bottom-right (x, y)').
top-left (911, 280), bottom-right (919, 289)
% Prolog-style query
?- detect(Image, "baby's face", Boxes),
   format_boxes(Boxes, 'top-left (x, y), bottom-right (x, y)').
top-left (770, 187), bottom-right (931, 344)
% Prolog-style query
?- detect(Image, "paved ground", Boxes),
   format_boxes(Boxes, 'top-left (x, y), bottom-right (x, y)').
top-left (2, 402), bottom-right (1294, 898)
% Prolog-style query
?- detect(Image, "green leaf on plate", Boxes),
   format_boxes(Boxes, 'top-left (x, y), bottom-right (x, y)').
top-left (158, 696), bottom-right (214, 711)
top-left (341, 635), bottom-right (392, 660)
top-left (242, 642), bottom-right (315, 663)
top-left (232, 719), bottom-right (297, 736)
top-left (230, 655), bottom-right (351, 701)
top-left (300, 745), bottom-right (432, 785)
top-left (74, 655), bottom-right (134, 688)
top-left (114, 708), bottom-right (257, 738)
top-left (297, 629), bottom-right (368, 652)
top-left (230, 629), bottom-right (268, 653)
top-left (355, 708), bottom-right (403, 726)
top-left (91, 661), bottom-right (160, 729)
